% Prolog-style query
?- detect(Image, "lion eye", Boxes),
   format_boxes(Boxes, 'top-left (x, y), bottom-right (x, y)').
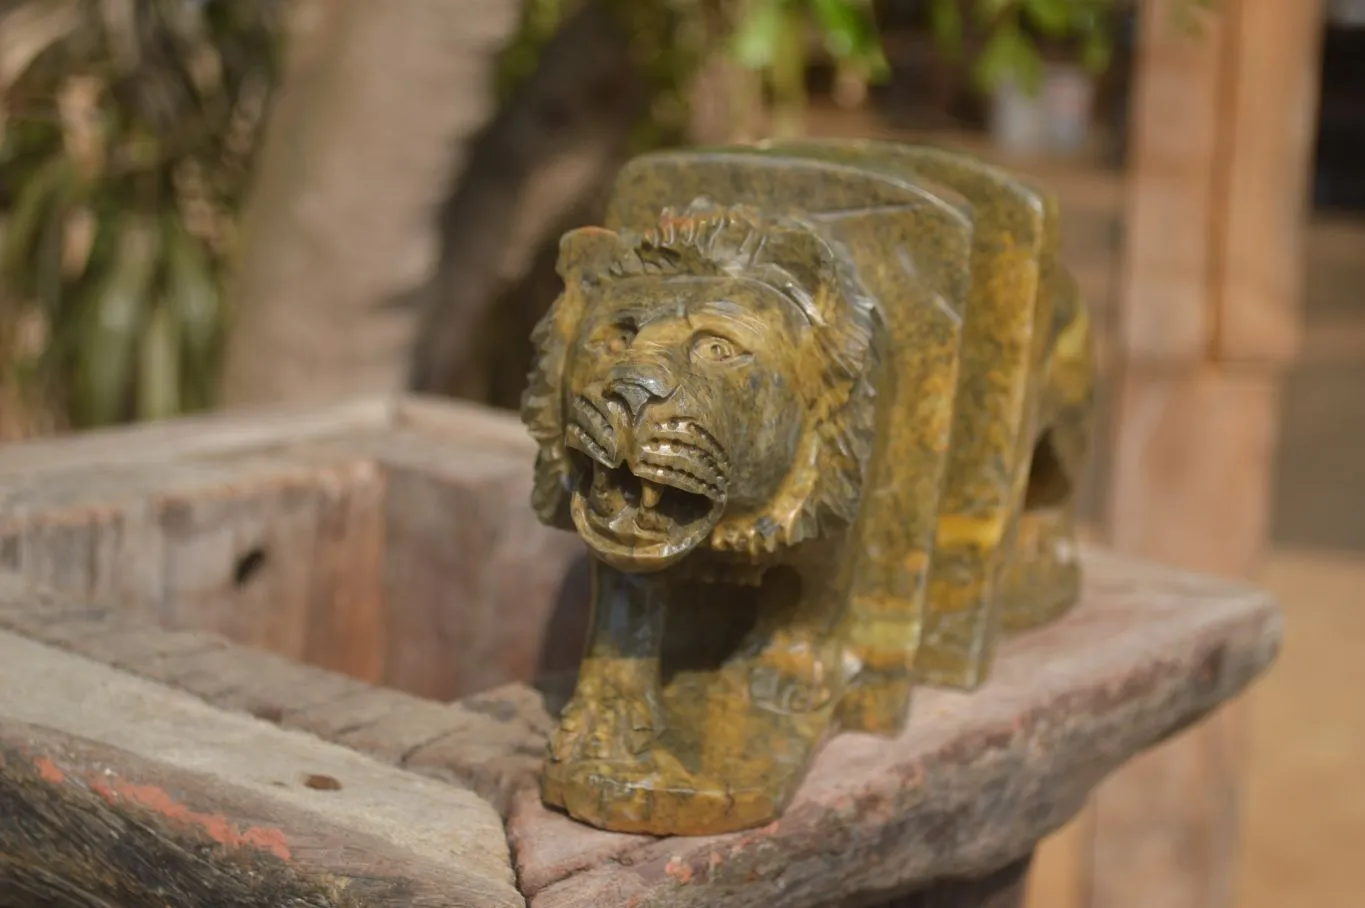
top-left (691, 334), bottom-right (743, 363)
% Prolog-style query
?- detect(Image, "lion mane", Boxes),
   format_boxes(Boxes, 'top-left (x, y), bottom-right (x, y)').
top-left (520, 199), bottom-right (881, 557)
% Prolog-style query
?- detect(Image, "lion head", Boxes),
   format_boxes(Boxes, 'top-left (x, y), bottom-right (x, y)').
top-left (521, 199), bottom-right (879, 574)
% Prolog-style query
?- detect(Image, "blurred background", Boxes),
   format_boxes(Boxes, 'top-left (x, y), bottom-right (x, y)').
top-left (0, 0), bottom-right (1357, 906)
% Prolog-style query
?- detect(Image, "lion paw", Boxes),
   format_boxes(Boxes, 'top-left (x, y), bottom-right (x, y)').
top-left (550, 694), bottom-right (663, 764)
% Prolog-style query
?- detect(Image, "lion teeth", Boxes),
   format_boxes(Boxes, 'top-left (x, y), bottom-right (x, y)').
top-left (641, 481), bottom-right (663, 510)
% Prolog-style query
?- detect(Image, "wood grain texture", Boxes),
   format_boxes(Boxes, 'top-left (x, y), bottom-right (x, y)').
top-left (1092, 1), bottom-right (1320, 903)
top-left (0, 630), bottom-right (521, 908)
top-left (1116, 0), bottom-right (1228, 362)
top-left (0, 572), bottom-right (556, 819)
top-left (1208, 0), bottom-right (1323, 363)
top-left (2, 545), bottom-right (1280, 908)
top-left (0, 393), bottom-right (586, 700)
top-left (0, 394), bottom-right (394, 477)
top-left (1103, 368), bottom-right (1281, 577)
top-left (1090, 368), bottom-right (1281, 908)
top-left (370, 429), bottom-right (584, 698)
top-left (1118, 0), bottom-right (1321, 367)
top-left (0, 453), bottom-right (391, 682)
top-left (0, 395), bottom-right (1287, 906)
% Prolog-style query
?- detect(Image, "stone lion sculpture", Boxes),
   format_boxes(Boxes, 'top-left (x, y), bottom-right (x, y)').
top-left (521, 139), bottom-right (1094, 836)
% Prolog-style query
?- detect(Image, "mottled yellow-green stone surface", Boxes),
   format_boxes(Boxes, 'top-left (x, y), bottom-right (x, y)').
top-left (520, 140), bottom-right (1094, 836)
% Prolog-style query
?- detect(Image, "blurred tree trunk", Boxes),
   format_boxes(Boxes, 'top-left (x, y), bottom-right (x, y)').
top-left (406, 2), bottom-right (648, 400)
top-left (688, 1), bottom-right (766, 145)
top-left (220, 0), bottom-right (520, 408)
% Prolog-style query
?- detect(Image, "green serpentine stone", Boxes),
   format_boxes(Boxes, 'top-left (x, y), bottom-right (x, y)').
top-left (520, 138), bottom-right (1095, 836)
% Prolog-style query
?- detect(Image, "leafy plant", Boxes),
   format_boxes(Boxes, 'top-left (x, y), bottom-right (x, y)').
top-left (732, 0), bottom-right (888, 135)
top-left (726, 0), bottom-right (1125, 136)
top-left (0, 0), bottom-right (285, 429)
top-left (949, 0), bottom-right (1217, 96)
top-left (941, 0), bottom-right (1121, 96)
top-left (728, 0), bottom-right (1220, 131)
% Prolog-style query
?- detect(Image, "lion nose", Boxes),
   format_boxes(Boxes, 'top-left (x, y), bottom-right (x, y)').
top-left (606, 370), bottom-right (673, 419)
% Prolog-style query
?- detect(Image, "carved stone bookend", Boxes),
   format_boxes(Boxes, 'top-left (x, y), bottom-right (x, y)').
top-left (520, 139), bottom-right (1095, 836)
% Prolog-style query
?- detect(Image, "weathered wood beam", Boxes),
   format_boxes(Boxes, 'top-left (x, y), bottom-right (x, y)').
top-left (0, 542), bottom-right (1281, 908)
top-left (1092, 0), bottom-right (1324, 905)
top-left (0, 630), bottom-right (522, 908)
top-left (0, 394), bottom-right (586, 699)
top-left (0, 571), bottom-right (554, 819)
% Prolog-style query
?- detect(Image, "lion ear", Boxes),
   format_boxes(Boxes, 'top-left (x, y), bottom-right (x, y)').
top-left (557, 226), bottom-right (630, 281)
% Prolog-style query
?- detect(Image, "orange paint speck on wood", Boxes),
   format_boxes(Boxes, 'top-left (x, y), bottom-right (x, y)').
top-left (33, 756), bottom-right (65, 784)
top-left (89, 775), bottom-right (293, 861)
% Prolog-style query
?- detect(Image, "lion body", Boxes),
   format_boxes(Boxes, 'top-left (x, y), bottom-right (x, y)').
top-left (522, 140), bottom-right (1094, 835)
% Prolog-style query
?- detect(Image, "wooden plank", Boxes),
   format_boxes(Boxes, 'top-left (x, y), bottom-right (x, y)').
top-left (1103, 368), bottom-right (1281, 576)
top-left (1, 545), bottom-right (1281, 908)
top-left (1089, 0), bottom-right (1322, 903)
top-left (155, 458), bottom-right (389, 681)
top-left (1209, 0), bottom-right (1324, 363)
top-left (0, 630), bottom-right (522, 908)
top-left (1027, 813), bottom-right (1091, 908)
top-left (0, 394), bottom-right (395, 478)
top-left (1116, 0), bottom-right (1228, 362)
top-left (0, 571), bottom-right (555, 819)
top-left (366, 428), bottom-right (585, 699)
top-left (304, 459), bottom-right (389, 679)
top-left (1088, 368), bottom-right (1280, 908)
top-left (0, 453), bottom-right (391, 683)
top-left (395, 392), bottom-right (552, 450)
top-left (1117, 0), bottom-right (1320, 366)
top-left (0, 395), bottom-right (587, 699)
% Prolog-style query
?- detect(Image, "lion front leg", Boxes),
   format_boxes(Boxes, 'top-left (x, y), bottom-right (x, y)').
top-left (543, 559), bottom-right (668, 818)
top-left (549, 658), bottom-right (665, 763)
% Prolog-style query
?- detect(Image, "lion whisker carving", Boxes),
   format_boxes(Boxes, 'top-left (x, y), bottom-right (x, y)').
top-left (521, 140), bottom-right (1094, 838)
top-left (570, 396), bottom-right (617, 445)
top-left (565, 423), bottom-right (616, 470)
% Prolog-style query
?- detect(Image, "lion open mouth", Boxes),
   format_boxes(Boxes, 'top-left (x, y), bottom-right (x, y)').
top-left (565, 407), bottom-right (728, 572)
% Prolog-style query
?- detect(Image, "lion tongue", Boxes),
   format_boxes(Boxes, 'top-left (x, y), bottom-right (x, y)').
top-left (641, 480), bottom-right (663, 510)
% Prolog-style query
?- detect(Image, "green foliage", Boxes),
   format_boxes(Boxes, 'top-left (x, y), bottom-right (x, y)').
top-left (731, 0), bottom-right (887, 136)
top-left (494, 0), bottom-right (1223, 155)
top-left (0, 0), bottom-right (284, 428)
top-left (946, 0), bottom-right (1122, 96)
top-left (945, 0), bottom-right (1213, 96)
top-left (733, 0), bottom-right (888, 77)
